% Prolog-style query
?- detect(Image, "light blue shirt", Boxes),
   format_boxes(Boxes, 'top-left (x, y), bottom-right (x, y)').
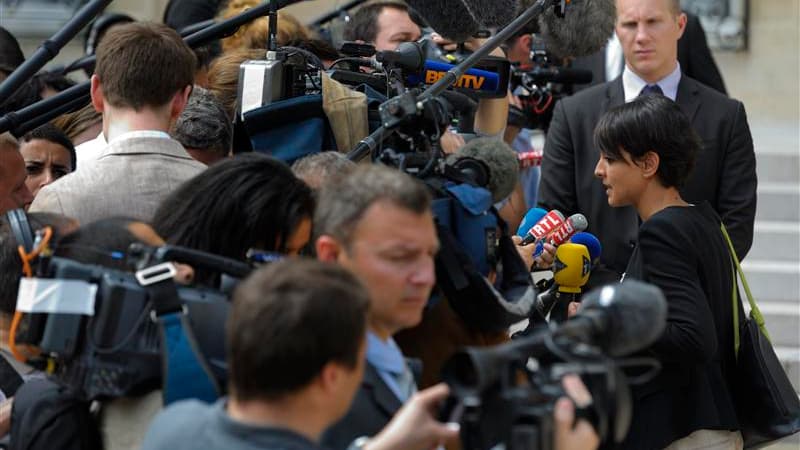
top-left (365, 332), bottom-right (412, 402)
top-left (622, 63), bottom-right (682, 102)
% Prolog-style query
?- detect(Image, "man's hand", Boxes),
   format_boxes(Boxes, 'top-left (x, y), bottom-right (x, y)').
top-left (440, 130), bottom-right (466, 155)
top-left (555, 375), bottom-right (600, 450)
top-left (366, 383), bottom-right (459, 450)
top-left (512, 236), bottom-right (556, 270)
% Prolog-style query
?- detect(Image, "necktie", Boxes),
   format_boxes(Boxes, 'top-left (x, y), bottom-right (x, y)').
top-left (639, 84), bottom-right (664, 97)
top-left (393, 363), bottom-right (417, 401)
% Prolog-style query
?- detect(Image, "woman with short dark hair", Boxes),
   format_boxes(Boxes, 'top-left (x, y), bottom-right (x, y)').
top-left (593, 94), bottom-right (742, 449)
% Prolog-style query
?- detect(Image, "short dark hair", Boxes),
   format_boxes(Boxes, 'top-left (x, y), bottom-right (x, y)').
top-left (21, 123), bottom-right (77, 171)
top-left (94, 22), bottom-right (196, 109)
top-left (343, 1), bottom-right (410, 43)
top-left (0, 212), bottom-right (77, 314)
top-left (228, 259), bottom-right (369, 400)
top-left (152, 154), bottom-right (314, 282)
top-left (171, 87), bottom-right (232, 157)
top-left (314, 165), bottom-right (431, 247)
top-left (593, 94), bottom-right (701, 189)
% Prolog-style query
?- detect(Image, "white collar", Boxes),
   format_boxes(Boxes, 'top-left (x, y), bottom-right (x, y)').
top-left (107, 130), bottom-right (172, 145)
top-left (622, 63), bottom-right (682, 102)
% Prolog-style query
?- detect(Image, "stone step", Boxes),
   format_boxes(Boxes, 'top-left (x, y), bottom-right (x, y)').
top-left (757, 302), bottom-right (800, 348)
top-left (748, 221), bottom-right (800, 261)
top-left (755, 186), bottom-right (800, 222)
top-left (756, 153), bottom-right (800, 184)
top-left (774, 346), bottom-right (800, 393)
top-left (741, 261), bottom-right (800, 303)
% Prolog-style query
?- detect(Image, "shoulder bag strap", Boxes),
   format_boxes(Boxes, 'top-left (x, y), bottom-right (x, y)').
top-left (720, 223), bottom-right (771, 357)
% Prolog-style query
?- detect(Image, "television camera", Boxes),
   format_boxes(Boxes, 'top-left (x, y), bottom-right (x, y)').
top-left (12, 238), bottom-right (251, 402)
top-left (440, 280), bottom-right (667, 450)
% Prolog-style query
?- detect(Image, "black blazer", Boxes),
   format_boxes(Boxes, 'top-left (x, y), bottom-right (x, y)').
top-left (572, 12), bottom-right (727, 95)
top-left (539, 75), bottom-right (756, 285)
top-left (620, 203), bottom-right (741, 449)
top-left (321, 363), bottom-right (402, 450)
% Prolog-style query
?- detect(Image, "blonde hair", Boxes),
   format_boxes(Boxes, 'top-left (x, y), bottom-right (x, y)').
top-left (218, 0), bottom-right (313, 52)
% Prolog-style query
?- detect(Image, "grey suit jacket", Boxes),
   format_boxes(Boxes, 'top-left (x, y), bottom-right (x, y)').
top-left (539, 75), bottom-right (756, 285)
top-left (29, 136), bottom-right (206, 225)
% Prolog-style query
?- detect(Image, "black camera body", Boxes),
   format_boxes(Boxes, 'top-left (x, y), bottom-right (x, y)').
top-left (15, 248), bottom-right (247, 401)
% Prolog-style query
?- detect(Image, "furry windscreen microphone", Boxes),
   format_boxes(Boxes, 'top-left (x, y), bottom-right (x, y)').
top-left (407, 0), bottom-right (519, 42)
top-left (448, 137), bottom-right (519, 203)
top-left (407, 0), bottom-right (481, 42)
top-left (464, 0), bottom-right (520, 28)
top-left (518, 0), bottom-right (616, 58)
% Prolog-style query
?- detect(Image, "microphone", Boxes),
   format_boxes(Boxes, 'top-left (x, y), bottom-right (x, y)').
top-left (557, 279), bottom-right (668, 357)
top-left (552, 243), bottom-right (591, 294)
top-left (517, 207), bottom-right (548, 238)
top-left (520, 209), bottom-right (565, 246)
top-left (376, 43), bottom-right (507, 96)
top-left (406, 0), bottom-right (519, 43)
top-left (408, 60), bottom-right (502, 95)
top-left (446, 137), bottom-right (519, 203)
top-left (521, 0), bottom-right (617, 58)
top-left (539, 213), bottom-right (588, 250)
top-left (570, 231), bottom-right (601, 267)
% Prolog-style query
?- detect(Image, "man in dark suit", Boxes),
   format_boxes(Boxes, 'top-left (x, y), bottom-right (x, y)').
top-left (571, 11), bottom-right (727, 95)
top-left (314, 165), bottom-right (440, 449)
top-left (539, 0), bottom-right (756, 286)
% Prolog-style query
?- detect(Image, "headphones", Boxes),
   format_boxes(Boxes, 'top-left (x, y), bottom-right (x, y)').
top-left (6, 208), bottom-right (34, 254)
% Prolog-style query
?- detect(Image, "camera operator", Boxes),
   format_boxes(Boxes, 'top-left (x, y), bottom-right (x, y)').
top-left (143, 259), bottom-right (460, 450)
top-left (152, 153), bottom-right (314, 285)
top-left (503, 20), bottom-right (543, 213)
top-left (344, 1), bottom-right (509, 149)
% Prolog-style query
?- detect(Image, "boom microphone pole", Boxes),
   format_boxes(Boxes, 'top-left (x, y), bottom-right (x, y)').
top-left (0, 0), bottom-right (309, 135)
top-left (0, 0), bottom-right (112, 106)
top-left (55, 19), bottom-right (217, 78)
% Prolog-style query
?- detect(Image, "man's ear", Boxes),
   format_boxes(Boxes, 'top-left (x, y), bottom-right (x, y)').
top-left (676, 12), bottom-right (688, 39)
top-left (90, 75), bottom-right (104, 113)
top-left (641, 151), bottom-right (660, 179)
top-left (170, 85), bottom-right (193, 121)
top-left (317, 362), bottom-right (343, 394)
top-left (315, 235), bottom-right (343, 263)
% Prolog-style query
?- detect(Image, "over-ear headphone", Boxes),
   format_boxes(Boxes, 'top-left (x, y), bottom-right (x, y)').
top-left (6, 208), bottom-right (34, 253)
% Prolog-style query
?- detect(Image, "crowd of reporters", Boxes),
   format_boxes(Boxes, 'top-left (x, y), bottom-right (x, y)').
top-left (0, 0), bottom-right (764, 449)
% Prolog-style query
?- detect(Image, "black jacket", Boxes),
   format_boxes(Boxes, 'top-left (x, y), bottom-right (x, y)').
top-left (620, 202), bottom-right (741, 449)
top-left (321, 363), bottom-right (403, 450)
top-left (539, 75), bottom-right (756, 286)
